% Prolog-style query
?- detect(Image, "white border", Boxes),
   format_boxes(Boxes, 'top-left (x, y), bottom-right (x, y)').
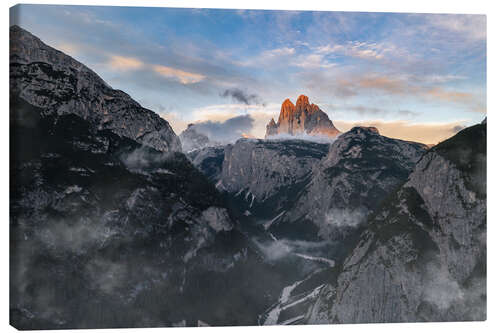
top-left (1, 1), bottom-right (498, 332)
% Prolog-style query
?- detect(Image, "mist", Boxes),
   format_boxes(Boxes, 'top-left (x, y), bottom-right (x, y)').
top-left (189, 114), bottom-right (255, 143)
top-left (266, 132), bottom-right (338, 144)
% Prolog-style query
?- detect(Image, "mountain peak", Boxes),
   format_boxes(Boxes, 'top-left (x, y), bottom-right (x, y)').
top-left (281, 98), bottom-right (295, 111)
top-left (296, 94), bottom-right (310, 108)
top-left (266, 95), bottom-right (341, 138)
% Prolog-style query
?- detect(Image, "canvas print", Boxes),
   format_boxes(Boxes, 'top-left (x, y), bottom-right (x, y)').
top-left (9, 4), bottom-right (486, 329)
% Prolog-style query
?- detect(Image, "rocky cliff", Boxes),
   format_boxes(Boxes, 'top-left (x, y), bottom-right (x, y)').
top-left (304, 123), bottom-right (486, 324)
top-left (10, 25), bottom-right (181, 153)
top-left (265, 95), bottom-right (341, 138)
top-left (10, 26), bottom-right (287, 329)
top-left (218, 139), bottom-right (330, 203)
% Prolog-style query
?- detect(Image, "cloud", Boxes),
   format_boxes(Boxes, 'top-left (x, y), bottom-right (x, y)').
top-left (189, 103), bottom-right (281, 138)
top-left (328, 104), bottom-right (387, 116)
top-left (237, 47), bottom-right (295, 67)
top-left (293, 54), bottom-right (336, 69)
top-left (266, 132), bottom-right (337, 144)
top-left (324, 103), bottom-right (421, 119)
top-left (300, 71), bottom-right (485, 113)
top-left (253, 238), bottom-right (292, 261)
top-left (189, 114), bottom-right (255, 143)
top-left (423, 264), bottom-right (464, 311)
top-left (397, 110), bottom-right (420, 118)
top-left (105, 52), bottom-right (207, 85)
top-left (319, 207), bottom-right (368, 238)
top-left (315, 41), bottom-right (407, 61)
top-left (417, 74), bottom-right (468, 84)
top-left (334, 119), bottom-right (469, 144)
top-left (426, 14), bottom-right (486, 42)
top-left (108, 55), bottom-right (144, 71)
top-left (220, 88), bottom-right (262, 105)
top-left (152, 65), bottom-right (206, 84)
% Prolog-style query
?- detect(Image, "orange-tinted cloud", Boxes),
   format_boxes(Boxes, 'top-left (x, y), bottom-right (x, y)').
top-left (107, 55), bottom-right (206, 84)
top-left (152, 65), bottom-right (205, 84)
top-left (108, 55), bottom-right (144, 70)
top-left (335, 119), bottom-right (470, 145)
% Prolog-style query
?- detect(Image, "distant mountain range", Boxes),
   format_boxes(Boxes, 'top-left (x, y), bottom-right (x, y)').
top-left (10, 25), bottom-right (486, 329)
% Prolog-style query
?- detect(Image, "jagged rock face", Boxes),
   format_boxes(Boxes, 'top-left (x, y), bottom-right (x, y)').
top-left (10, 25), bottom-right (181, 153)
top-left (266, 118), bottom-right (278, 137)
top-left (265, 95), bottom-right (341, 138)
top-left (218, 139), bottom-right (330, 204)
top-left (179, 124), bottom-right (211, 152)
top-left (304, 124), bottom-right (486, 324)
top-left (278, 126), bottom-right (427, 240)
top-left (10, 27), bottom-right (293, 329)
top-left (191, 127), bottom-right (426, 242)
top-left (10, 94), bottom-right (297, 330)
top-left (9, 96), bottom-right (243, 328)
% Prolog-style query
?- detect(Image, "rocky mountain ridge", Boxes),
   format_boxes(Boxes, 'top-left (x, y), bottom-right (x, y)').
top-left (195, 126), bottom-right (427, 241)
top-left (303, 123), bottom-right (486, 324)
top-left (10, 25), bottom-right (181, 153)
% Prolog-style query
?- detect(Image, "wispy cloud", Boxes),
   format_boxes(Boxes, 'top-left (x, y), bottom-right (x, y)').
top-left (315, 41), bottom-right (391, 60)
top-left (300, 71), bottom-right (485, 113)
top-left (152, 65), bottom-right (206, 84)
top-left (108, 55), bottom-right (144, 71)
top-left (425, 14), bottom-right (486, 42)
top-left (236, 47), bottom-right (295, 67)
top-left (105, 54), bottom-right (206, 84)
top-left (293, 54), bottom-right (336, 69)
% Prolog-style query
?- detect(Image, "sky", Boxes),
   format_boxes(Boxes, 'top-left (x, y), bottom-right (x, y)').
top-left (10, 4), bottom-right (486, 144)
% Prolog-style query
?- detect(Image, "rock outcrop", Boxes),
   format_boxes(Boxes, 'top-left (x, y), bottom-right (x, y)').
top-left (265, 95), bottom-right (341, 138)
top-left (10, 25), bottom-right (181, 153)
